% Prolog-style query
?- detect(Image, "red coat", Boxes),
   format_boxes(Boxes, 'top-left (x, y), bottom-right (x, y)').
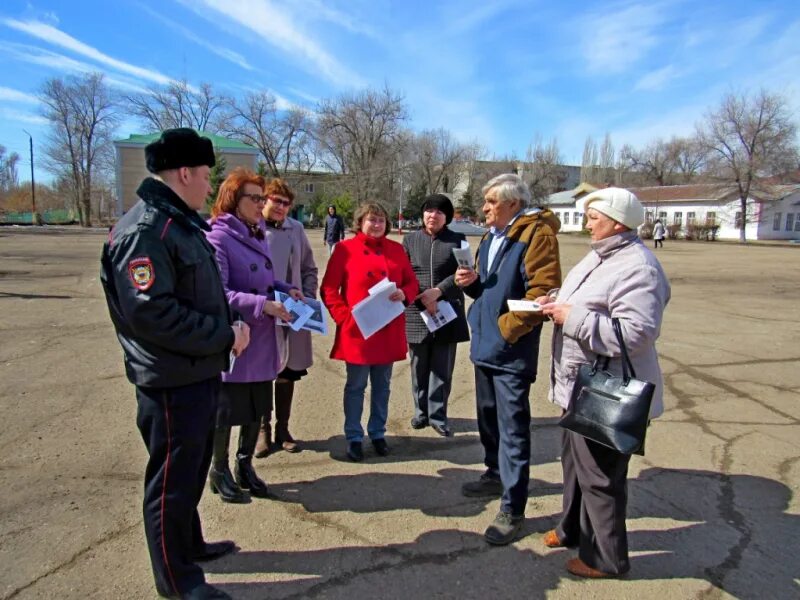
top-left (321, 232), bottom-right (418, 365)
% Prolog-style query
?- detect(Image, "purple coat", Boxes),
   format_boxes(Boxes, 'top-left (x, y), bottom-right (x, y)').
top-left (206, 213), bottom-right (294, 383)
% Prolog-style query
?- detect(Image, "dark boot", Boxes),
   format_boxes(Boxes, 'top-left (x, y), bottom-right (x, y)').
top-left (254, 415), bottom-right (272, 459)
top-left (274, 380), bottom-right (299, 452)
top-left (208, 426), bottom-right (247, 503)
top-left (235, 423), bottom-right (270, 498)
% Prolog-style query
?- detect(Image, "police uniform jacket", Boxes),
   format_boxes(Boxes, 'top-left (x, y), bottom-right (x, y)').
top-left (101, 177), bottom-right (234, 388)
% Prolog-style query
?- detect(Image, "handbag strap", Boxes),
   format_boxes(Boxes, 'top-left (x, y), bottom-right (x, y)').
top-left (611, 317), bottom-right (637, 383)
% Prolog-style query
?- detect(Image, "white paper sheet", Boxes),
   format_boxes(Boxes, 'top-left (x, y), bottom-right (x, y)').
top-left (275, 291), bottom-right (326, 333)
top-left (506, 299), bottom-right (542, 312)
top-left (419, 300), bottom-right (458, 332)
top-left (452, 240), bottom-right (472, 268)
top-left (351, 278), bottom-right (404, 339)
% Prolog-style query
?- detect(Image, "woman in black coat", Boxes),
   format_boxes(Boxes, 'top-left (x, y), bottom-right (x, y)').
top-left (403, 194), bottom-right (470, 436)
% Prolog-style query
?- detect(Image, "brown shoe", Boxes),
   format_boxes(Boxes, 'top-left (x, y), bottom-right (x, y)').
top-left (543, 530), bottom-right (564, 548)
top-left (566, 558), bottom-right (622, 579)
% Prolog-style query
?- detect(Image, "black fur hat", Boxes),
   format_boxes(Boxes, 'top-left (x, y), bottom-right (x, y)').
top-left (421, 193), bottom-right (454, 224)
top-left (145, 128), bottom-right (216, 173)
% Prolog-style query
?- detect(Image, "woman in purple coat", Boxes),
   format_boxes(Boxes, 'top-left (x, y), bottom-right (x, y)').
top-left (206, 168), bottom-right (303, 503)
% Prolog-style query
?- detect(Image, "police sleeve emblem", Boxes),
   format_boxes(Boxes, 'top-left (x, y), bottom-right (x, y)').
top-left (128, 257), bottom-right (155, 291)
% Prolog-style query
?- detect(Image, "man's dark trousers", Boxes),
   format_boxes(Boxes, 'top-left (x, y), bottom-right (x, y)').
top-left (135, 377), bottom-right (220, 596)
top-left (474, 365), bottom-right (532, 516)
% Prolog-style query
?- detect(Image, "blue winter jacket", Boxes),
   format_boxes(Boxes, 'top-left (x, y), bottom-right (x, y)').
top-left (464, 209), bottom-right (561, 381)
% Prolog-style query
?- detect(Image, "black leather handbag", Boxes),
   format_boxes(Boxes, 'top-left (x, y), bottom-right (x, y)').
top-left (559, 318), bottom-right (654, 455)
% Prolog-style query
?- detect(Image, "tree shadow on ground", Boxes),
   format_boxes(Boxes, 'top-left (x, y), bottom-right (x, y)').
top-left (623, 467), bottom-right (799, 598)
top-left (205, 529), bottom-right (566, 600)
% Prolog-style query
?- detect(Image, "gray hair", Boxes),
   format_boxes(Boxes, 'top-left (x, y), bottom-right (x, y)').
top-left (481, 173), bottom-right (530, 207)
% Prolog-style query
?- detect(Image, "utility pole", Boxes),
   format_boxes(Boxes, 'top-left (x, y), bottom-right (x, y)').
top-left (23, 130), bottom-right (38, 225)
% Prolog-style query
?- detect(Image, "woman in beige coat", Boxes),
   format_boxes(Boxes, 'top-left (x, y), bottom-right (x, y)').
top-left (256, 179), bottom-right (319, 455)
top-left (538, 187), bottom-right (670, 578)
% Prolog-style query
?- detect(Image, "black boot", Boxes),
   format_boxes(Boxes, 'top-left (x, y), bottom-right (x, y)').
top-left (274, 380), bottom-right (300, 452)
top-left (235, 423), bottom-right (270, 498)
top-left (208, 426), bottom-right (247, 503)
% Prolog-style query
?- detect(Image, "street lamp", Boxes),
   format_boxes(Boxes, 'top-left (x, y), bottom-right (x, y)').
top-left (22, 130), bottom-right (39, 225)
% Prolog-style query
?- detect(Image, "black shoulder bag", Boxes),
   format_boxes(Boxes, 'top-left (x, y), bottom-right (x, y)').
top-left (559, 318), bottom-right (654, 455)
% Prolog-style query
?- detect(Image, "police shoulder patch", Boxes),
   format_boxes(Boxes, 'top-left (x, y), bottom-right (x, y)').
top-left (128, 256), bottom-right (155, 291)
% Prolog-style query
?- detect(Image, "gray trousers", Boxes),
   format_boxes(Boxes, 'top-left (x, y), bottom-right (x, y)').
top-left (556, 429), bottom-right (631, 575)
top-left (409, 342), bottom-right (457, 427)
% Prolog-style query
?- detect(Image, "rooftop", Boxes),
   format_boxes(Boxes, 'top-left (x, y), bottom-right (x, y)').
top-left (114, 131), bottom-right (258, 153)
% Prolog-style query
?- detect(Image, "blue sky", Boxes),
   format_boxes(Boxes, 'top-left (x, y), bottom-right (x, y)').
top-left (1, 0), bottom-right (799, 183)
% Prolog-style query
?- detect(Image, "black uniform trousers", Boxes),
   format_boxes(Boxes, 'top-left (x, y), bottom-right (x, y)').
top-left (474, 365), bottom-right (532, 517)
top-left (135, 377), bottom-right (221, 596)
top-left (556, 428), bottom-right (631, 575)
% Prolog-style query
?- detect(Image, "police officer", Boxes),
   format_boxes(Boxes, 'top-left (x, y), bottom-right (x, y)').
top-left (101, 128), bottom-right (250, 600)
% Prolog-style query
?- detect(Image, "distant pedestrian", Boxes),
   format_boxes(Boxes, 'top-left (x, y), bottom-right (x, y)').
top-left (403, 194), bottom-right (469, 437)
top-left (323, 205), bottom-right (345, 254)
top-left (101, 128), bottom-right (249, 600)
top-left (653, 219), bottom-right (665, 248)
top-left (455, 173), bottom-right (562, 546)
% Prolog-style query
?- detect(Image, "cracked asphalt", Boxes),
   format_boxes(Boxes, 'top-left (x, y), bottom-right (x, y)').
top-left (0, 226), bottom-right (798, 599)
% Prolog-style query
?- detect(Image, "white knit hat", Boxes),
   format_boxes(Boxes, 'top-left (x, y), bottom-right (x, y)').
top-left (581, 187), bottom-right (644, 229)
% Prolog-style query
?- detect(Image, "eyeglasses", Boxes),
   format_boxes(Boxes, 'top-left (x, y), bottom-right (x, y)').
top-left (241, 193), bottom-right (267, 205)
top-left (268, 196), bottom-right (292, 207)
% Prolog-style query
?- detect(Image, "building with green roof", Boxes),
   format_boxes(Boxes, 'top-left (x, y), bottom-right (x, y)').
top-left (113, 131), bottom-right (259, 214)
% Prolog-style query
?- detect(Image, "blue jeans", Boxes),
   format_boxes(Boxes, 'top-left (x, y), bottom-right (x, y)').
top-left (343, 363), bottom-right (393, 442)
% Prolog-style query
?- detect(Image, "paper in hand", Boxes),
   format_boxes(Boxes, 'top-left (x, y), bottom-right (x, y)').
top-left (452, 240), bottom-right (472, 268)
top-left (507, 299), bottom-right (542, 312)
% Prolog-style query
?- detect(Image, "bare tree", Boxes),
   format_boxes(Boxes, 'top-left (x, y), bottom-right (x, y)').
top-left (40, 73), bottom-right (118, 226)
top-left (226, 92), bottom-right (315, 177)
top-left (698, 89), bottom-right (799, 242)
top-left (580, 136), bottom-right (599, 183)
top-left (522, 135), bottom-right (564, 203)
top-left (407, 128), bottom-right (470, 195)
top-left (125, 80), bottom-right (229, 134)
top-left (598, 133), bottom-right (615, 185)
top-left (315, 85), bottom-right (408, 203)
top-left (669, 136), bottom-right (707, 183)
top-left (619, 139), bottom-right (676, 186)
top-left (0, 145), bottom-right (20, 191)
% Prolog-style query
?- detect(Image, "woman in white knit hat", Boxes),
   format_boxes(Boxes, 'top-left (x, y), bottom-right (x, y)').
top-left (537, 187), bottom-right (671, 578)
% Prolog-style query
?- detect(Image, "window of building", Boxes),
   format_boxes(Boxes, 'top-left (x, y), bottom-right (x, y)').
top-left (787, 213), bottom-right (795, 231)
top-left (573, 212), bottom-right (581, 225)
top-left (673, 212), bottom-right (683, 226)
top-left (774, 212), bottom-right (783, 230)
top-left (658, 211), bottom-right (667, 221)
top-left (303, 183), bottom-right (314, 194)
top-left (645, 210), bottom-right (654, 224)
top-left (686, 212), bottom-right (696, 225)
top-left (706, 211), bottom-right (716, 225)
top-left (795, 218), bottom-right (800, 232)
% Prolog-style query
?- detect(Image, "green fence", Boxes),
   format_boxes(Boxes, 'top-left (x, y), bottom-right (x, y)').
top-left (0, 210), bottom-right (77, 225)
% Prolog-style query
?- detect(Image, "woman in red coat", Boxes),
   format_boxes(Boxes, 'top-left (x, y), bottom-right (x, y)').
top-left (321, 202), bottom-right (418, 462)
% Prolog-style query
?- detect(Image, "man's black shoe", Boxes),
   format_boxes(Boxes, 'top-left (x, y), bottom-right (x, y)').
top-left (372, 438), bottom-right (390, 456)
top-left (410, 416), bottom-right (428, 429)
top-left (461, 473), bottom-right (503, 497)
top-left (182, 582), bottom-right (232, 599)
top-left (431, 424), bottom-right (452, 437)
top-left (347, 441), bottom-right (363, 462)
top-left (193, 540), bottom-right (237, 562)
top-left (484, 511), bottom-right (524, 546)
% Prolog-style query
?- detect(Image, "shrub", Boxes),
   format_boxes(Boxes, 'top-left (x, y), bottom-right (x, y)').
top-left (639, 223), bottom-right (654, 239)
top-left (666, 224), bottom-right (682, 239)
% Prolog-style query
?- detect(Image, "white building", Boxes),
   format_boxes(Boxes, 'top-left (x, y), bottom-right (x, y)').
top-left (546, 183), bottom-right (800, 241)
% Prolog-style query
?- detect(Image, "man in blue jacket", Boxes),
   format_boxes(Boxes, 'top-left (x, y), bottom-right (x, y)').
top-left (455, 173), bottom-right (561, 545)
top-left (101, 128), bottom-right (250, 599)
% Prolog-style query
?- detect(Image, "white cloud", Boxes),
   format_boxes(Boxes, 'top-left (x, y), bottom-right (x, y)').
top-left (634, 64), bottom-right (681, 91)
top-left (0, 86), bottom-right (39, 104)
top-left (135, 3), bottom-right (255, 71)
top-left (579, 3), bottom-right (667, 74)
top-left (185, 0), bottom-right (365, 86)
top-left (2, 18), bottom-right (175, 85)
top-left (0, 106), bottom-right (47, 126)
top-left (291, 0), bottom-right (379, 39)
top-left (0, 43), bottom-right (151, 93)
